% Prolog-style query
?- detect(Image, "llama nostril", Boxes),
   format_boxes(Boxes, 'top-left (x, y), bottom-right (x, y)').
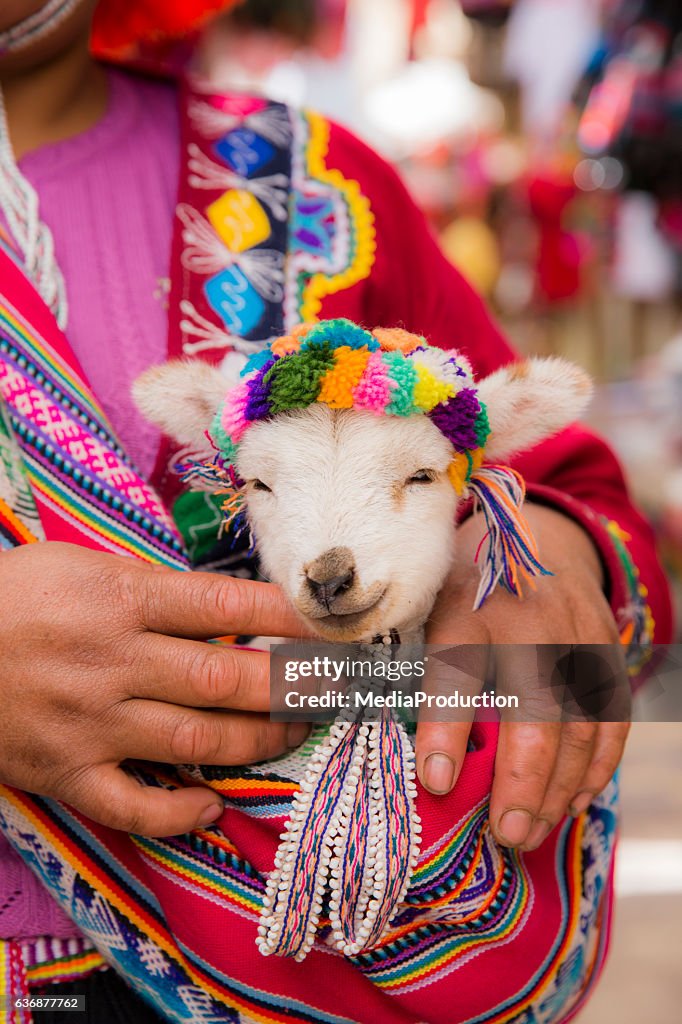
top-left (307, 569), bottom-right (355, 610)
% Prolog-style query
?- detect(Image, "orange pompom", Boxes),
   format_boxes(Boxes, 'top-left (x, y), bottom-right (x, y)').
top-left (317, 346), bottom-right (371, 408)
top-left (291, 323), bottom-right (315, 339)
top-left (271, 334), bottom-right (301, 357)
top-left (372, 327), bottom-right (423, 354)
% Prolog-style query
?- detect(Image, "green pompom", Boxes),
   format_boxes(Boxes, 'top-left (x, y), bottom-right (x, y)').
top-left (474, 401), bottom-right (490, 448)
top-left (384, 351), bottom-right (417, 416)
top-left (210, 409), bottom-right (238, 461)
top-left (266, 345), bottom-right (336, 414)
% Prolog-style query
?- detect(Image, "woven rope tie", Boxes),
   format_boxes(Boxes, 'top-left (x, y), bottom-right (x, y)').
top-left (0, 0), bottom-right (73, 329)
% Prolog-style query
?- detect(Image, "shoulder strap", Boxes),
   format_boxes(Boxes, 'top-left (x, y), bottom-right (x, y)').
top-left (0, 244), bottom-right (188, 567)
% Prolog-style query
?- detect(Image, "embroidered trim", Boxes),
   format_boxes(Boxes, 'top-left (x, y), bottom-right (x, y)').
top-left (20, 937), bottom-right (106, 988)
top-left (0, 300), bottom-right (188, 568)
top-left (604, 518), bottom-right (655, 673)
top-left (175, 92), bottom-right (376, 360)
top-left (290, 111), bottom-right (376, 325)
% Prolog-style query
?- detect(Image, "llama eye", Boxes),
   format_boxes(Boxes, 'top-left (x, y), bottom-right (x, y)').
top-left (251, 479), bottom-right (272, 493)
top-left (407, 469), bottom-right (436, 484)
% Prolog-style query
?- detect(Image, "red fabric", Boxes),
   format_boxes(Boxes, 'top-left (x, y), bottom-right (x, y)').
top-left (90, 0), bottom-right (240, 62)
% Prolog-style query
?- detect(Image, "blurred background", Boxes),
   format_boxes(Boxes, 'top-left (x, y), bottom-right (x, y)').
top-left (195, 1), bottom-right (682, 1020)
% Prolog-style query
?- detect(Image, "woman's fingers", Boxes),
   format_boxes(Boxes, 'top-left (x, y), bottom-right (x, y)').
top-left (133, 567), bottom-right (309, 640)
top-left (65, 764), bottom-right (225, 838)
top-left (113, 699), bottom-right (299, 766)
top-left (521, 721), bottom-right (597, 850)
top-left (127, 633), bottom-right (273, 711)
top-left (490, 721), bottom-right (561, 847)
top-left (568, 721), bottom-right (630, 816)
top-left (415, 644), bottom-right (488, 794)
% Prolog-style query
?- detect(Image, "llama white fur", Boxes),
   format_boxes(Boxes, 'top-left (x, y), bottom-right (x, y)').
top-left (133, 355), bottom-right (592, 642)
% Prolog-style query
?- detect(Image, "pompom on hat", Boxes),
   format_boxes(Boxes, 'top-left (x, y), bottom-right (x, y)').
top-left (194, 319), bottom-right (551, 610)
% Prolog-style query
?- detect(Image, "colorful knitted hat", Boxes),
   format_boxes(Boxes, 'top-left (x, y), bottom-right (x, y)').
top-left (210, 318), bottom-right (490, 494)
top-left (198, 319), bottom-right (550, 608)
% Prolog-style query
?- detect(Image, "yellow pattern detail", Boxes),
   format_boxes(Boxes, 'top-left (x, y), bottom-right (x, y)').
top-left (25, 951), bottom-right (106, 985)
top-left (299, 112), bottom-right (376, 321)
top-left (0, 497), bottom-right (38, 544)
top-left (206, 190), bottom-right (271, 253)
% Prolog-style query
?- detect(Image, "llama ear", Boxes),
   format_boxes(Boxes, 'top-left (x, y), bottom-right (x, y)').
top-left (476, 357), bottom-right (593, 462)
top-left (132, 359), bottom-right (229, 448)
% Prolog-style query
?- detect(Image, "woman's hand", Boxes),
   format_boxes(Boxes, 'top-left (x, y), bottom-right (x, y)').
top-left (0, 542), bottom-right (308, 837)
top-left (419, 504), bottom-right (630, 851)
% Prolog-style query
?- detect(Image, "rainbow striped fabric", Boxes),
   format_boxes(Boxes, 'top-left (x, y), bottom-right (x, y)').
top-left (0, 241), bottom-right (188, 569)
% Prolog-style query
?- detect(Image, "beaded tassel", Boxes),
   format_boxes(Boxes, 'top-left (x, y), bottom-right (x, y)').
top-left (257, 718), bottom-right (362, 960)
top-left (468, 464), bottom-right (552, 610)
top-left (257, 709), bottom-right (420, 961)
top-left (329, 711), bottom-right (420, 956)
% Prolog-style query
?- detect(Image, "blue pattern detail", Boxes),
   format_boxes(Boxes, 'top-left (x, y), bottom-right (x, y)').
top-left (204, 267), bottom-right (265, 335)
top-left (214, 129), bottom-right (276, 178)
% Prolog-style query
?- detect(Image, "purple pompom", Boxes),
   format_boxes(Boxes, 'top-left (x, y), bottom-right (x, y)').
top-left (245, 358), bottom-right (276, 420)
top-left (429, 388), bottom-right (481, 452)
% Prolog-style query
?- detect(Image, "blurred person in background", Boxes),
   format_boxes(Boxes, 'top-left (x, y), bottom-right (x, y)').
top-left (0, 2), bottom-right (672, 1023)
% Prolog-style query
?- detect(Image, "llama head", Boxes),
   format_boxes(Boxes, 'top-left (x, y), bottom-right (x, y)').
top-left (134, 321), bottom-right (592, 641)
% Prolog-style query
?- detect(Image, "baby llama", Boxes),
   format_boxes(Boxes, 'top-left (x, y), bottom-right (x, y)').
top-left (134, 317), bottom-right (592, 961)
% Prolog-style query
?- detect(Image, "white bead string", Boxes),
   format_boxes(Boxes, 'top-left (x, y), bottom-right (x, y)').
top-left (0, 0), bottom-right (72, 329)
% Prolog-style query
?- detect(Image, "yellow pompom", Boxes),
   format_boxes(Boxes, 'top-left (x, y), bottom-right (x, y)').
top-left (470, 448), bottom-right (485, 473)
top-left (447, 454), bottom-right (470, 495)
top-left (447, 448), bottom-right (485, 494)
top-left (413, 364), bottom-right (454, 412)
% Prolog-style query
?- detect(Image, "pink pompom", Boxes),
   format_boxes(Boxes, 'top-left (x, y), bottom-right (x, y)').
top-left (220, 381), bottom-right (251, 441)
top-left (352, 351), bottom-right (393, 413)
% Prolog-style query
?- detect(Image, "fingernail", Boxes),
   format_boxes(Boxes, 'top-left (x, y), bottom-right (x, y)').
top-left (287, 723), bottom-right (310, 749)
top-left (422, 753), bottom-right (456, 794)
top-left (198, 802), bottom-right (223, 826)
top-left (569, 791), bottom-right (594, 816)
top-left (498, 809), bottom-right (533, 847)
top-left (522, 818), bottom-right (553, 851)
